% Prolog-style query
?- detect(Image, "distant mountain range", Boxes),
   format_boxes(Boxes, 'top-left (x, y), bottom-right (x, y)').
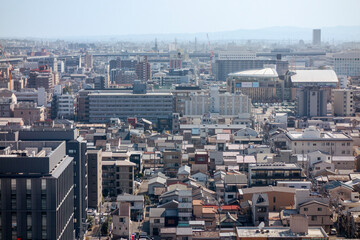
top-left (61, 26), bottom-right (360, 42)
top-left (7, 26), bottom-right (360, 42)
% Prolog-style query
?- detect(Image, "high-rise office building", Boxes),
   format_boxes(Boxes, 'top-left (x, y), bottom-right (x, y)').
top-left (110, 57), bottom-right (121, 71)
top-left (333, 52), bottom-right (360, 77)
top-left (83, 53), bottom-right (93, 69)
top-left (18, 129), bottom-right (88, 240)
top-left (296, 87), bottom-right (327, 117)
top-left (312, 29), bottom-right (321, 45)
top-left (87, 149), bottom-right (103, 210)
top-left (135, 56), bottom-right (151, 81)
top-left (0, 141), bottom-right (74, 240)
top-left (27, 65), bottom-right (54, 91)
top-left (37, 57), bottom-right (58, 72)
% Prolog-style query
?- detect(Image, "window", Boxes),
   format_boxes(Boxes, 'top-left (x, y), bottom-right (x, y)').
top-left (26, 179), bottom-right (31, 191)
top-left (42, 213), bottom-right (47, 230)
top-left (154, 219), bottom-right (160, 223)
top-left (317, 207), bottom-right (322, 211)
top-left (68, 149), bottom-right (77, 154)
top-left (119, 218), bottom-right (124, 223)
top-left (311, 216), bottom-right (317, 221)
top-left (11, 179), bottom-right (16, 191)
top-left (273, 197), bottom-right (276, 203)
top-left (304, 208), bottom-right (308, 211)
top-left (41, 179), bottom-right (46, 192)
top-left (168, 219), bottom-right (176, 225)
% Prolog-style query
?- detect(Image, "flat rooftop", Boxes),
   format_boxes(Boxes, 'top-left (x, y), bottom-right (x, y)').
top-left (236, 227), bottom-right (328, 238)
top-left (286, 129), bottom-right (351, 141)
top-left (229, 68), bottom-right (278, 78)
top-left (290, 69), bottom-right (338, 83)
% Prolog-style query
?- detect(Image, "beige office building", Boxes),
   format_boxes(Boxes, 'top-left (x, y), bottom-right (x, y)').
top-left (332, 89), bottom-right (355, 116)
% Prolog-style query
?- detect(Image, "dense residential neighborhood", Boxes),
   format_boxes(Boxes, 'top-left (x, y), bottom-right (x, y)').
top-left (1, 6), bottom-right (360, 239)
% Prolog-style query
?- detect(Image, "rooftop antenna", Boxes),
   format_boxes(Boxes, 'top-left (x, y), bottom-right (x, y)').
top-left (195, 37), bottom-right (197, 52)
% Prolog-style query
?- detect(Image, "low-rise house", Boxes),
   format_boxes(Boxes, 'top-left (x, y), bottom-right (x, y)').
top-left (112, 202), bottom-right (131, 240)
top-left (323, 181), bottom-right (353, 203)
top-left (224, 173), bottom-right (247, 204)
top-left (193, 200), bottom-right (217, 229)
top-left (239, 186), bottom-right (296, 212)
top-left (149, 208), bottom-right (166, 236)
top-left (312, 161), bottom-right (334, 175)
top-left (148, 176), bottom-right (167, 195)
top-left (307, 150), bottom-right (331, 166)
top-left (160, 227), bottom-right (193, 240)
top-left (252, 193), bottom-right (269, 226)
top-left (117, 194), bottom-right (145, 221)
top-left (299, 200), bottom-right (332, 232)
top-left (160, 189), bottom-right (193, 224)
top-left (332, 156), bottom-right (355, 170)
top-left (191, 172), bottom-right (209, 183)
top-left (178, 165), bottom-right (191, 180)
top-left (295, 189), bottom-right (329, 208)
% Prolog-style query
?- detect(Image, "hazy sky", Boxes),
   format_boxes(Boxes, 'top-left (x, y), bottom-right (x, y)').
top-left (1, 0), bottom-right (360, 38)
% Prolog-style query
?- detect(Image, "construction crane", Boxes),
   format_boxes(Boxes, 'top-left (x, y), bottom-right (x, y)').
top-left (207, 34), bottom-right (214, 76)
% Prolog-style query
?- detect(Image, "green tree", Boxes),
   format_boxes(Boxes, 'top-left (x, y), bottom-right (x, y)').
top-left (144, 194), bottom-right (151, 205)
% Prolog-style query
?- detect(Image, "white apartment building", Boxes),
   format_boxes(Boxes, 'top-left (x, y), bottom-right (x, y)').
top-left (285, 126), bottom-right (353, 156)
top-left (332, 89), bottom-right (355, 116)
top-left (184, 85), bottom-right (251, 115)
top-left (334, 52), bottom-right (360, 77)
top-left (57, 94), bottom-right (75, 118)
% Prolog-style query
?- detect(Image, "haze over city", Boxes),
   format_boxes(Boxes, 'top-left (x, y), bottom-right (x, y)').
top-left (1, 0), bottom-right (360, 40)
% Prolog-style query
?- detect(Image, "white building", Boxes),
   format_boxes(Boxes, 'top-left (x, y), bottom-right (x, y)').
top-left (285, 126), bottom-right (353, 156)
top-left (334, 52), bottom-right (360, 77)
top-left (57, 94), bottom-right (75, 118)
top-left (57, 61), bottom-right (65, 73)
top-left (184, 85), bottom-right (251, 115)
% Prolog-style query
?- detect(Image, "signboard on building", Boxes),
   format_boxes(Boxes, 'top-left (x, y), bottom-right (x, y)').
top-left (241, 82), bottom-right (252, 88)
